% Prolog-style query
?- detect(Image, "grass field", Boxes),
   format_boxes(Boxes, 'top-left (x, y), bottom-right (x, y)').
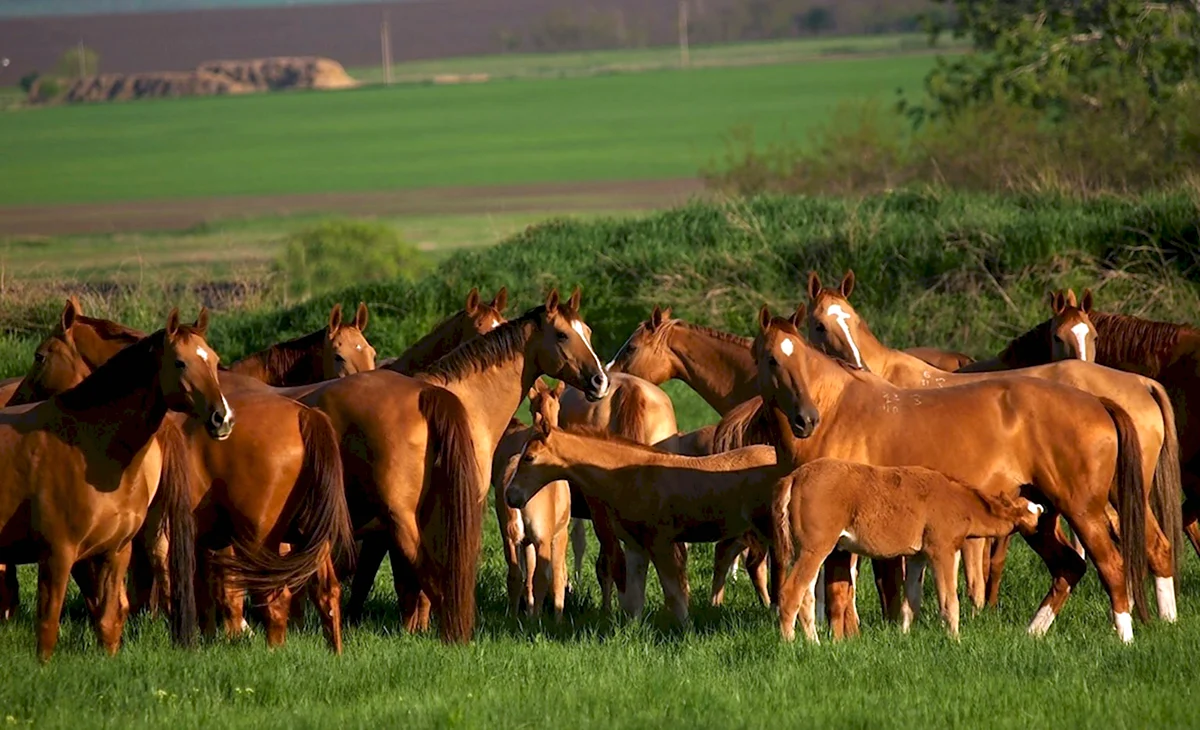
top-left (0, 54), bottom-right (936, 206)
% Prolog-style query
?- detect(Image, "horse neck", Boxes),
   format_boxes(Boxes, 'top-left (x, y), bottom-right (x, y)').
top-left (57, 351), bottom-right (168, 463)
top-left (391, 313), bottom-right (466, 375)
top-left (73, 325), bottom-right (141, 370)
top-left (435, 321), bottom-right (536, 450)
top-left (230, 333), bottom-right (323, 386)
top-left (670, 327), bottom-right (758, 415)
top-left (960, 490), bottom-right (1022, 539)
top-left (543, 431), bottom-right (673, 500)
top-left (844, 321), bottom-right (903, 376)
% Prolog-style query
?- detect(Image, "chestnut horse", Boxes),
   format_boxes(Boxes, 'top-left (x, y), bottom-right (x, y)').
top-left (0, 310), bottom-right (230, 660)
top-left (979, 292), bottom-right (1200, 559)
top-left (720, 304), bottom-right (1148, 642)
top-left (2, 303), bottom-right (356, 653)
top-left (301, 288), bottom-right (609, 642)
top-left (492, 379), bottom-right (571, 618)
top-left (228, 302), bottom-right (375, 385)
top-left (504, 420), bottom-right (778, 622)
top-left (345, 285), bottom-right (509, 622)
top-left (805, 271), bottom-right (1181, 620)
top-left (773, 457), bottom-right (1043, 642)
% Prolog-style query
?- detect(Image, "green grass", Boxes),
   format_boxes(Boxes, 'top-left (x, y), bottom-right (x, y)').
top-left (352, 34), bottom-right (962, 83)
top-left (0, 56), bottom-right (937, 206)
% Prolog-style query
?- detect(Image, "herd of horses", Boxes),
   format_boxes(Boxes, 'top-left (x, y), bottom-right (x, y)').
top-left (0, 272), bottom-right (1197, 660)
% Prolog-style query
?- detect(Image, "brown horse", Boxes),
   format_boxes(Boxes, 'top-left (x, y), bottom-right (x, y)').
top-left (301, 288), bottom-right (609, 642)
top-left (0, 309), bottom-right (230, 660)
top-left (2, 303), bottom-right (356, 653)
top-left (345, 285), bottom-right (509, 622)
top-left (805, 271), bottom-right (1182, 621)
top-left (773, 458), bottom-right (1043, 642)
top-left (981, 294), bottom-right (1200, 559)
top-left (720, 304), bottom-right (1148, 642)
top-left (558, 372), bottom-right (679, 611)
top-left (504, 420), bottom-right (778, 622)
top-left (227, 302), bottom-right (375, 386)
top-left (493, 379), bottom-right (571, 618)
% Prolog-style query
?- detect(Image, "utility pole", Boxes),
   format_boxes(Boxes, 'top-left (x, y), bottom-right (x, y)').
top-left (678, 0), bottom-right (689, 68)
top-left (78, 39), bottom-right (87, 77)
top-left (380, 12), bottom-right (393, 85)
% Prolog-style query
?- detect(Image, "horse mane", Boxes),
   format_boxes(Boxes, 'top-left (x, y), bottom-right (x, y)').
top-left (74, 314), bottom-right (146, 343)
top-left (420, 307), bottom-right (545, 384)
top-left (996, 319), bottom-right (1053, 367)
top-left (676, 321), bottom-right (753, 349)
top-left (973, 486), bottom-right (1027, 522)
top-left (712, 396), bottom-right (772, 453)
top-left (229, 329), bottom-right (324, 382)
top-left (387, 309), bottom-right (471, 375)
top-left (56, 329), bottom-right (166, 412)
top-left (1088, 311), bottom-right (1193, 376)
top-left (612, 382), bottom-right (652, 444)
top-left (560, 424), bottom-right (666, 455)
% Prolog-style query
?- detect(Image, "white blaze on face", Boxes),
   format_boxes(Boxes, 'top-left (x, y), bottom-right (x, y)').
top-left (826, 304), bottom-right (863, 369)
top-left (1070, 322), bottom-right (1092, 362)
top-left (195, 346), bottom-right (209, 363)
top-left (490, 318), bottom-right (501, 330)
top-left (356, 344), bottom-right (363, 351)
top-left (220, 393), bottom-right (235, 428)
top-left (571, 319), bottom-right (609, 397)
top-left (779, 337), bottom-right (795, 357)
top-left (1027, 502), bottom-right (1044, 516)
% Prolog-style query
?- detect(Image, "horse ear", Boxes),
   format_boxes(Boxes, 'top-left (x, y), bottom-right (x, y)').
top-left (527, 385), bottom-right (539, 401)
top-left (490, 286), bottom-right (508, 313)
top-left (354, 302), bottom-right (369, 331)
top-left (194, 307), bottom-right (210, 335)
top-left (1080, 288), bottom-right (1093, 314)
top-left (806, 272), bottom-right (821, 302)
top-left (328, 303), bottom-right (344, 333)
top-left (650, 305), bottom-right (665, 330)
top-left (789, 303), bottom-right (807, 328)
top-left (553, 380), bottom-right (566, 397)
top-left (758, 304), bottom-right (773, 332)
top-left (60, 298), bottom-right (80, 332)
top-left (545, 288), bottom-right (561, 315)
top-left (465, 287), bottom-right (481, 315)
top-left (1050, 291), bottom-right (1065, 315)
top-left (166, 308), bottom-right (182, 337)
top-left (533, 411), bottom-right (552, 438)
top-left (1065, 289), bottom-right (1078, 308)
top-left (840, 270), bottom-right (856, 298)
top-left (567, 286), bottom-right (582, 314)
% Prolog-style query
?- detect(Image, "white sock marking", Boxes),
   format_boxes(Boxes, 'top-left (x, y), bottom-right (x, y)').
top-left (1114, 611), bottom-right (1133, 643)
top-left (571, 320), bottom-right (609, 397)
top-left (826, 304), bottom-right (863, 368)
top-left (1155, 576), bottom-right (1178, 623)
top-left (1028, 605), bottom-right (1056, 636)
top-left (1070, 322), bottom-right (1091, 362)
top-left (195, 346), bottom-right (209, 363)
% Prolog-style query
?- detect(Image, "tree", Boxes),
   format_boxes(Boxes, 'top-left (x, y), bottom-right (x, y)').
top-left (799, 6), bottom-right (834, 35)
top-left (19, 71), bottom-right (39, 94)
top-left (906, 1), bottom-right (1200, 123)
top-left (55, 44), bottom-right (100, 79)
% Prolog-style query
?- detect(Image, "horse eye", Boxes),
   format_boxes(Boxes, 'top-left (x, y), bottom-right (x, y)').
top-left (523, 453), bottom-right (536, 462)
top-left (33, 352), bottom-right (45, 364)
top-left (815, 323), bottom-right (826, 333)
top-left (556, 332), bottom-right (569, 342)
top-left (334, 354), bottom-right (346, 363)
top-left (174, 359), bottom-right (186, 369)
top-left (766, 356), bottom-right (778, 368)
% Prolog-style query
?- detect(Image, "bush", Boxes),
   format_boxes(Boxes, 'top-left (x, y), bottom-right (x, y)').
top-left (274, 219), bottom-right (426, 302)
top-left (18, 71), bottom-right (38, 93)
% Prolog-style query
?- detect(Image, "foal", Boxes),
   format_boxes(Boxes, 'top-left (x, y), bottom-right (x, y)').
top-left (505, 419), bottom-right (779, 623)
top-left (775, 458), bottom-right (1043, 642)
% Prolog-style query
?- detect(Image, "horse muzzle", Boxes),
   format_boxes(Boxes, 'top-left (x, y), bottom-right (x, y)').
top-left (584, 371), bottom-right (610, 402)
top-left (206, 409), bottom-right (235, 441)
top-left (790, 409), bottom-right (820, 439)
top-left (504, 488), bottom-right (527, 510)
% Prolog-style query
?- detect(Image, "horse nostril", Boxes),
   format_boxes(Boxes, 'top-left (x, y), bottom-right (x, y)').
top-left (210, 411), bottom-right (224, 428)
top-left (591, 373), bottom-right (606, 390)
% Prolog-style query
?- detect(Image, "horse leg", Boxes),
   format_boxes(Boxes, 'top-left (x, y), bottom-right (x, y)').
top-left (346, 533), bottom-right (388, 623)
top-left (551, 523), bottom-right (568, 620)
top-left (873, 557), bottom-right (905, 623)
top-left (497, 505), bottom-right (525, 616)
top-left (36, 547), bottom-right (76, 662)
top-left (903, 553), bottom-right (927, 632)
top-left (313, 548), bottom-right (343, 654)
top-left (617, 544), bottom-right (651, 619)
top-left (570, 519), bottom-right (587, 585)
top-left (985, 534), bottom-right (1012, 607)
top-left (89, 545), bottom-right (134, 655)
top-left (1067, 512), bottom-right (1137, 642)
top-left (530, 538), bottom-right (554, 618)
top-left (745, 542), bottom-right (770, 606)
top-left (785, 549), bottom-right (828, 643)
top-left (710, 537), bottom-right (744, 606)
top-left (1182, 487), bottom-right (1200, 558)
top-left (649, 540), bottom-right (690, 625)
top-left (0, 563), bottom-right (16, 621)
top-left (961, 538), bottom-right (987, 612)
top-left (823, 550), bottom-right (857, 639)
top-left (1023, 509), bottom-right (1088, 638)
top-left (928, 549), bottom-right (961, 640)
top-left (127, 535), bottom-right (157, 618)
top-left (522, 544), bottom-right (536, 614)
top-left (1144, 505), bottom-right (1177, 622)
top-left (261, 586), bottom-right (291, 648)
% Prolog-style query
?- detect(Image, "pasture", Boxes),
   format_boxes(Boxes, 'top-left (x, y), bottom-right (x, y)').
top-left (0, 54), bottom-right (935, 206)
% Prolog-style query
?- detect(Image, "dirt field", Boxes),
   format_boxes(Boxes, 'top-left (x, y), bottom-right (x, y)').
top-left (0, 178), bottom-right (705, 236)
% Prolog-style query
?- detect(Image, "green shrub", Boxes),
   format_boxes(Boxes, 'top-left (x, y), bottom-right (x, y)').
top-left (274, 219), bottom-right (426, 303)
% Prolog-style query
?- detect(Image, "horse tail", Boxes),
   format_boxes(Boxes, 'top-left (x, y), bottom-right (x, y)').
top-left (158, 420), bottom-right (198, 647)
top-left (1101, 397), bottom-right (1148, 623)
top-left (1147, 381), bottom-right (1183, 589)
top-left (713, 396), bottom-right (769, 453)
top-left (419, 386), bottom-right (483, 644)
top-left (215, 406), bottom-right (355, 594)
top-left (771, 474), bottom-right (795, 568)
top-left (613, 381), bottom-right (651, 444)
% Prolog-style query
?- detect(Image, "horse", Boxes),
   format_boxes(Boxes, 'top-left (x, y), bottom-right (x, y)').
top-left (345, 285), bottom-right (509, 622)
top-left (773, 457), bottom-right (1043, 642)
top-left (558, 372), bottom-right (679, 612)
top-left (0, 309), bottom-right (230, 660)
top-left (492, 379), bottom-right (570, 618)
top-left (718, 303), bottom-right (1148, 642)
top-left (503, 419), bottom-right (778, 623)
top-left (805, 271), bottom-right (1182, 621)
top-left (978, 292), bottom-right (1200, 559)
top-left (3, 302), bottom-right (356, 653)
top-left (227, 302), bottom-right (375, 386)
top-left (380, 286), bottom-right (509, 374)
top-left (300, 287), bottom-right (609, 642)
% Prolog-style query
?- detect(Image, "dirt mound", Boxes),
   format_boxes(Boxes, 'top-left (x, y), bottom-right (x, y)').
top-left (29, 56), bottom-right (356, 104)
top-left (198, 57), bottom-right (358, 91)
